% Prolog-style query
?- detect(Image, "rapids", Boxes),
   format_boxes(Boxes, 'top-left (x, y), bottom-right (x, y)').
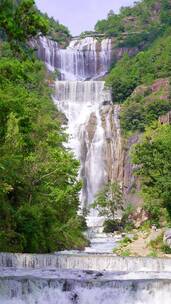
top-left (0, 252), bottom-right (171, 303)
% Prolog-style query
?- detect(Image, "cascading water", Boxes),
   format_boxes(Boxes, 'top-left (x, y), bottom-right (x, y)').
top-left (1, 35), bottom-right (170, 304)
top-left (53, 80), bottom-right (122, 253)
top-left (53, 81), bottom-right (111, 206)
top-left (35, 36), bottom-right (112, 80)
top-left (0, 253), bottom-right (171, 304)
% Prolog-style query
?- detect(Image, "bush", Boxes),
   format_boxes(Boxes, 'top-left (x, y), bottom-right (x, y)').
top-left (161, 244), bottom-right (171, 254)
top-left (120, 96), bottom-right (171, 133)
top-left (103, 219), bottom-right (123, 233)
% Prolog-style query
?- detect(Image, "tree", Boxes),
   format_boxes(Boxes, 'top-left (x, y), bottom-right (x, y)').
top-left (0, 38), bottom-right (87, 252)
top-left (0, 0), bottom-right (48, 54)
top-left (108, 10), bottom-right (115, 18)
top-left (93, 182), bottom-right (124, 220)
top-left (132, 124), bottom-right (171, 217)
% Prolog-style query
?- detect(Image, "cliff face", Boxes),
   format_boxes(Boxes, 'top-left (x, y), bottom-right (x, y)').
top-left (101, 105), bottom-right (141, 205)
top-left (82, 102), bottom-right (141, 206)
top-left (110, 37), bottom-right (141, 63)
top-left (119, 78), bottom-right (171, 206)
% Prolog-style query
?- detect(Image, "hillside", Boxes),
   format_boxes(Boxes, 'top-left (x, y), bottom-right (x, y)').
top-left (95, 0), bottom-right (171, 48)
top-left (38, 12), bottom-right (71, 47)
top-left (100, 0), bottom-right (171, 243)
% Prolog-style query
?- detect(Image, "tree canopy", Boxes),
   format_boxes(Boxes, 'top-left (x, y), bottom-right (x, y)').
top-left (132, 124), bottom-right (171, 220)
top-left (0, 0), bottom-right (87, 253)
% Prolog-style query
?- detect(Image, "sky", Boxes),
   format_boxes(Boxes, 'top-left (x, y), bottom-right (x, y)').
top-left (35, 0), bottom-right (135, 36)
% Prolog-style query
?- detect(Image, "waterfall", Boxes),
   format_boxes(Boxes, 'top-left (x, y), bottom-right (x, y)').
top-left (53, 81), bottom-right (112, 207)
top-left (0, 33), bottom-right (170, 304)
top-left (1, 253), bottom-right (171, 272)
top-left (0, 269), bottom-right (171, 304)
top-left (53, 81), bottom-right (123, 253)
top-left (35, 36), bottom-right (112, 80)
top-left (0, 253), bottom-right (171, 303)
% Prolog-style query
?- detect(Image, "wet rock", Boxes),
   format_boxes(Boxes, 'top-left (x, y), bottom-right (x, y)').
top-left (84, 270), bottom-right (94, 275)
top-left (102, 100), bottom-right (111, 106)
top-left (71, 292), bottom-right (79, 304)
top-left (95, 272), bottom-right (103, 277)
top-left (62, 280), bottom-right (72, 292)
top-left (163, 230), bottom-right (171, 248)
top-left (86, 112), bottom-right (97, 144)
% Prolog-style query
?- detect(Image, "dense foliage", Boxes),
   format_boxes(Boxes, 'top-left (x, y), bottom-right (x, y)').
top-left (0, 0), bottom-right (86, 253)
top-left (106, 31), bottom-right (171, 104)
top-left (95, 0), bottom-right (171, 47)
top-left (0, 0), bottom-right (71, 49)
top-left (132, 124), bottom-right (171, 221)
top-left (100, 0), bottom-right (171, 231)
top-left (39, 12), bottom-right (71, 47)
top-left (120, 80), bottom-right (171, 133)
top-left (0, 0), bottom-right (48, 55)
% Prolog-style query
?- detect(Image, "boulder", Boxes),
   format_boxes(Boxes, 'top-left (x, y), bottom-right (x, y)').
top-left (163, 230), bottom-right (171, 248)
top-left (129, 207), bottom-right (149, 228)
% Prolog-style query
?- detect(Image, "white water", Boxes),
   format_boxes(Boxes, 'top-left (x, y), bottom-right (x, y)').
top-left (1, 253), bottom-right (171, 272)
top-left (53, 79), bottom-right (121, 253)
top-left (0, 265), bottom-right (171, 304)
top-left (53, 81), bottom-right (111, 205)
top-left (36, 36), bottom-right (112, 80)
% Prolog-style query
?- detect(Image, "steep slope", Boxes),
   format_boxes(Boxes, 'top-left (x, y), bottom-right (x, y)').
top-left (95, 0), bottom-right (171, 48)
top-left (99, 1), bottom-right (171, 230)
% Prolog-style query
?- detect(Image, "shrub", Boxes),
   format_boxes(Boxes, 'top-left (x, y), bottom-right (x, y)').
top-left (103, 219), bottom-right (123, 233)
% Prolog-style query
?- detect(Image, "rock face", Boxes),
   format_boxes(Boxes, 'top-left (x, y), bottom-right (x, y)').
top-left (129, 207), bottom-right (150, 228)
top-left (112, 45), bottom-right (140, 62)
top-left (123, 133), bottom-right (142, 205)
top-left (159, 111), bottom-right (171, 125)
top-left (163, 230), bottom-right (171, 248)
top-left (151, 78), bottom-right (170, 98)
top-left (101, 104), bottom-right (124, 184)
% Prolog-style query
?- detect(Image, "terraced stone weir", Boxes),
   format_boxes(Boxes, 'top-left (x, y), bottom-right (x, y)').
top-left (0, 253), bottom-right (171, 304)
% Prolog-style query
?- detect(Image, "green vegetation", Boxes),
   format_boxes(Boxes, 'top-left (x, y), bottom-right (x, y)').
top-left (92, 182), bottom-right (133, 233)
top-left (95, 0), bottom-right (171, 47)
top-left (0, 0), bottom-right (48, 55)
top-left (0, 0), bottom-right (87, 253)
top-left (113, 236), bottom-right (132, 256)
top-left (106, 32), bottom-right (171, 104)
top-left (120, 80), bottom-right (171, 134)
top-left (102, 0), bottom-right (171, 233)
top-left (0, 0), bottom-right (71, 49)
top-left (92, 182), bottom-right (124, 220)
top-left (39, 12), bottom-right (71, 47)
top-left (132, 124), bottom-right (171, 221)
top-left (119, 236), bottom-right (132, 246)
top-left (103, 219), bottom-right (123, 233)
top-left (149, 233), bottom-right (171, 255)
